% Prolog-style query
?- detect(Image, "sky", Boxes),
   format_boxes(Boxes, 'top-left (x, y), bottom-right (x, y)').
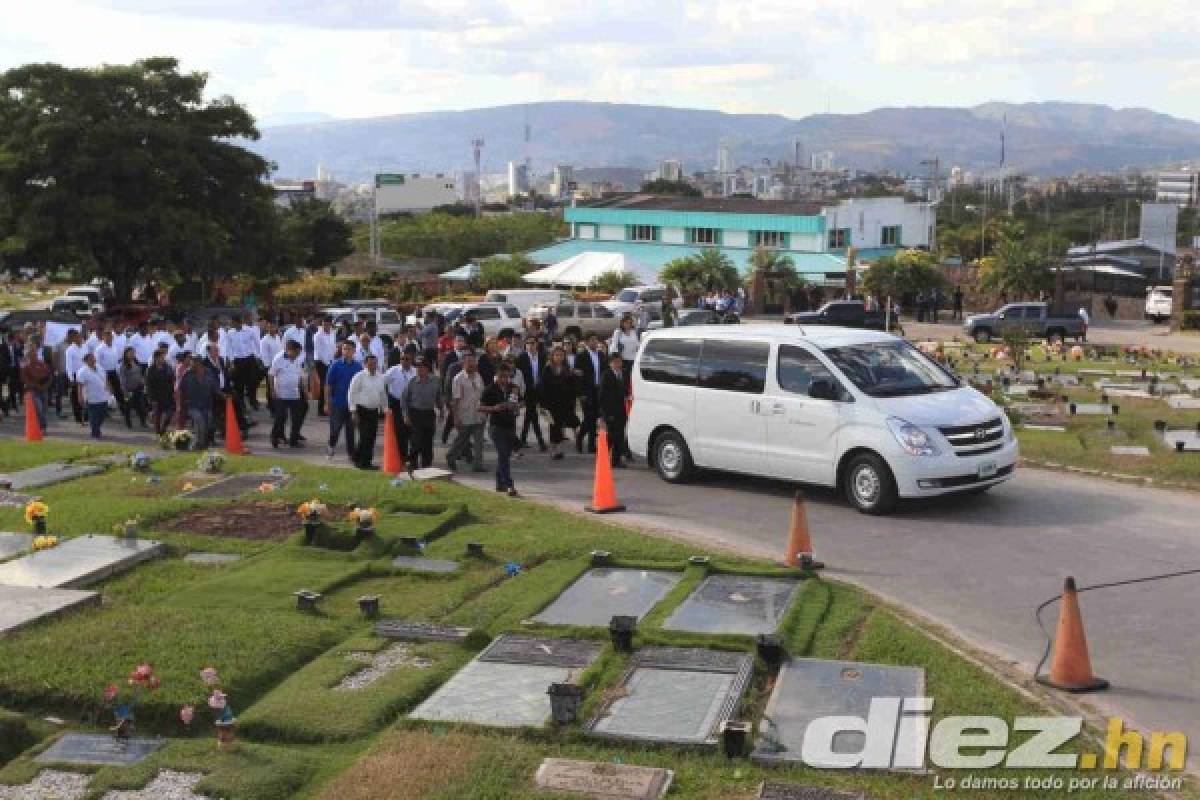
top-left (4, 0), bottom-right (1199, 126)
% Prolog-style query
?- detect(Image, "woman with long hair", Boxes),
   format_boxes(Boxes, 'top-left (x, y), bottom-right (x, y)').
top-left (118, 347), bottom-right (148, 428)
top-left (539, 346), bottom-right (579, 461)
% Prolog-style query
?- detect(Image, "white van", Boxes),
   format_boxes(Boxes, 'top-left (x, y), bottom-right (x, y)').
top-left (65, 286), bottom-right (106, 314)
top-left (1145, 286), bottom-right (1173, 323)
top-left (483, 289), bottom-right (569, 316)
top-left (627, 326), bottom-right (1018, 514)
top-left (603, 285), bottom-right (683, 319)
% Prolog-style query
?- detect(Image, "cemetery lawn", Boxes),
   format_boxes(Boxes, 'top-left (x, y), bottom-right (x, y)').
top-left (0, 441), bottom-right (1190, 799)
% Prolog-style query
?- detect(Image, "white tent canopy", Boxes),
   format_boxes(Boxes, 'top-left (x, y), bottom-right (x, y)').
top-left (522, 251), bottom-right (657, 288)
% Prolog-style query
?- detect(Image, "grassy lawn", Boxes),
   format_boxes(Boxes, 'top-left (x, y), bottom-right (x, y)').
top-left (0, 440), bottom-right (1189, 799)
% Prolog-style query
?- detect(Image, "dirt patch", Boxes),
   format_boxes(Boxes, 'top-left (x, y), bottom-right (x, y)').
top-left (316, 730), bottom-right (483, 800)
top-left (157, 502), bottom-right (350, 541)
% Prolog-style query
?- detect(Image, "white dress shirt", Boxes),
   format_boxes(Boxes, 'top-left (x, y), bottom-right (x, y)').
top-left (347, 369), bottom-right (388, 412)
top-left (225, 326), bottom-right (259, 360)
top-left (384, 364), bottom-right (416, 400)
top-left (94, 342), bottom-right (121, 372)
top-left (64, 343), bottom-right (84, 380)
top-left (76, 364), bottom-right (110, 404)
top-left (259, 334), bottom-right (283, 367)
top-left (283, 325), bottom-right (307, 351)
top-left (130, 333), bottom-right (157, 365)
top-left (313, 329), bottom-right (337, 364)
top-left (84, 333), bottom-right (102, 356)
top-left (268, 352), bottom-right (304, 400)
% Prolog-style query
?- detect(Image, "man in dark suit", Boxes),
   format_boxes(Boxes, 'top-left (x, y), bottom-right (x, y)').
top-left (514, 337), bottom-right (547, 451)
top-left (598, 351), bottom-right (629, 468)
top-left (573, 333), bottom-right (603, 454)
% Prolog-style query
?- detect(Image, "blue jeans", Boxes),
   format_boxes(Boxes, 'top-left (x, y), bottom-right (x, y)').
top-left (490, 427), bottom-right (515, 490)
top-left (86, 402), bottom-right (107, 438)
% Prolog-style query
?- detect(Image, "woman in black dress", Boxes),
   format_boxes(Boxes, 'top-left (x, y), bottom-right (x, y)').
top-left (539, 346), bottom-right (579, 461)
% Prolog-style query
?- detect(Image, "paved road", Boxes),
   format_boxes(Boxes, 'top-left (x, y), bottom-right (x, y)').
top-left (5, 406), bottom-right (1199, 767)
top-left (902, 318), bottom-right (1200, 353)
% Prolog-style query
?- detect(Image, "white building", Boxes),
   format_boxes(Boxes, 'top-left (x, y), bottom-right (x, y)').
top-left (820, 197), bottom-right (935, 251)
top-left (659, 159), bottom-right (683, 182)
top-left (810, 150), bottom-right (836, 171)
top-left (551, 164), bottom-right (574, 199)
top-left (716, 145), bottom-right (732, 174)
top-left (374, 173), bottom-right (459, 214)
top-left (507, 161), bottom-right (529, 196)
top-left (1156, 167), bottom-right (1199, 207)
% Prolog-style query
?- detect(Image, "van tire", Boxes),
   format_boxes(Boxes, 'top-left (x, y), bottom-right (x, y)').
top-left (973, 328), bottom-right (991, 343)
top-left (652, 430), bottom-right (694, 483)
top-left (842, 452), bottom-right (898, 515)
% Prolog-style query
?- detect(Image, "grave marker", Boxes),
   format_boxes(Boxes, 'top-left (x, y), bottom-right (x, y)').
top-left (663, 574), bottom-right (800, 635)
top-left (533, 758), bottom-right (673, 799)
top-left (0, 531), bottom-right (34, 560)
top-left (0, 535), bottom-right (164, 589)
top-left (391, 556), bottom-right (459, 574)
top-left (0, 462), bottom-right (103, 491)
top-left (36, 733), bottom-right (164, 766)
top-left (0, 584), bottom-right (99, 635)
top-left (758, 783), bottom-right (867, 800)
top-left (375, 619), bottom-right (472, 643)
top-left (533, 568), bottom-right (681, 626)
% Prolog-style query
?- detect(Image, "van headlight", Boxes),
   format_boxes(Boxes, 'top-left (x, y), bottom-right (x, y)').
top-left (887, 417), bottom-right (940, 456)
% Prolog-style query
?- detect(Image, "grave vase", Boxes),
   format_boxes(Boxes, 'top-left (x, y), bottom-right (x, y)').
top-left (215, 720), bottom-right (237, 751)
top-left (33, 516), bottom-right (47, 536)
top-left (547, 683), bottom-right (584, 725)
top-left (303, 519), bottom-right (320, 545)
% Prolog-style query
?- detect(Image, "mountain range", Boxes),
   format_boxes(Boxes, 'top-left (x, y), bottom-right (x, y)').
top-left (250, 101), bottom-right (1200, 184)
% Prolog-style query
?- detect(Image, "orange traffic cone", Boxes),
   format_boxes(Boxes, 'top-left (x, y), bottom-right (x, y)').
top-left (585, 429), bottom-right (625, 514)
top-left (784, 490), bottom-right (824, 570)
top-left (224, 395), bottom-right (247, 455)
top-left (1037, 577), bottom-right (1109, 693)
top-left (24, 392), bottom-right (43, 442)
top-left (382, 408), bottom-right (404, 475)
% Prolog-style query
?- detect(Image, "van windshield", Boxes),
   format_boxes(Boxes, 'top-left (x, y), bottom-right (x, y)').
top-left (822, 340), bottom-right (957, 397)
top-left (616, 289), bottom-right (639, 303)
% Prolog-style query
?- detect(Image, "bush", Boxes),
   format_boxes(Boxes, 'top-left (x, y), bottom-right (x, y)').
top-left (274, 275), bottom-right (357, 304)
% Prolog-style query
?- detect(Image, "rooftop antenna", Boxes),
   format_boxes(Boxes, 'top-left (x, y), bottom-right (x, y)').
top-left (471, 137), bottom-right (484, 218)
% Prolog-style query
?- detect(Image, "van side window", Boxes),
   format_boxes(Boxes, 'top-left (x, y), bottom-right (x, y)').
top-left (699, 340), bottom-right (767, 394)
top-left (777, 345), bottom-right (837, 396)
top-left (640, 339), bottom-right (700, 386)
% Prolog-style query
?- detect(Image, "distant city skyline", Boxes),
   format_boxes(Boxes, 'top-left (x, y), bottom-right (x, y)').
top-left (4, 0), bottom-right (1199, 127)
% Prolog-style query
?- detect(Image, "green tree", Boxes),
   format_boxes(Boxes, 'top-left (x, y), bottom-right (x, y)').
top-left (590, 270), bottom-right (638, 295)
top-left (979, 238), bottom-right (1051, 299)
top-left (280, 198), bottom-right (354, 270)
top-left (0, 58), bottom-right (276, 301)
top-left (661, 249), bottom-right (739, 293)
top-left (477, 256), bottom-right (525, 290)
top-left (862, 249), bottom-right (945, 300)
top-left (374, 212), bottom-right (563, 268)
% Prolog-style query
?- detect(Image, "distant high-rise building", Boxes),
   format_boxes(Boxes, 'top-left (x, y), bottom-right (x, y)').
top-left (810, 150), bottom-right (836, 171)
top-left (507, 161), bottom-right (529, 196)
top-left (1156, 166), bottom-right (1199, 207)
top-left (551, 164), bottom-right (574, 199)
top-left (793, 138), bottom-right (805, 169)
top-left (659, 159), bottom-right (683, 182)
top-left (716, 144), bottom-right (731, 174)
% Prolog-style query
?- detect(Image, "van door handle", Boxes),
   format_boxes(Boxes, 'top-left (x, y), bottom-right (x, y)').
top-left (750, 400), bottom-right (760, 413)
top-left (770, 403), bottom-right (786, 415)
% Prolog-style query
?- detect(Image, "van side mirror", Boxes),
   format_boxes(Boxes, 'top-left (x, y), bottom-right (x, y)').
top-left (809, 379), bottom-right (837, 401)
top-left (997, 312), bottom-right (1006, 319)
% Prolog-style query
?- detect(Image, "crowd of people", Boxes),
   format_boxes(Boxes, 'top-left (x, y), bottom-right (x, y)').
top-left (0, 308), bottom-right (643, 496)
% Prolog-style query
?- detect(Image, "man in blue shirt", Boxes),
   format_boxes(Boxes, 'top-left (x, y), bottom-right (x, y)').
top-left (324, 341), bottom-right (362, 460)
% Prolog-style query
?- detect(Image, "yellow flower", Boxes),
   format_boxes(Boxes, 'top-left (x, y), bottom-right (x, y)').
top-left (182, 482), bottom-right (194, 492)
top-left (24, 501), bottom-right (49, 526)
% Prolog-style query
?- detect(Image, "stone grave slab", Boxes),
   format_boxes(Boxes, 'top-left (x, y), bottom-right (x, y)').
top-left (0, 535), bottom-right (164, 589)
top-left (391, 555), bottom-right (459, 574)
top-left (183, 552), bottom-right (243, 565)
top-left (410, 659), bottom-right (573, 728)
top-left (1002, 384), bottom-right (1034, 397)
top-left (0, 489), bottom-right (36, 508)
top-left (1162, 430), bottom-right (1200, 452)
top-left (480, 634), bottom-right (603, 668)
top-left (663, 574), bottom-right (800, 635)
top-left (36, 733), bottom-right (164, 766)
top-left (1110, 446), bottom-right (1150, 457)
top-left (1166, 395), bottom-right (1200, 409)
top-left (1049, 374), bottom-right (1080, 386)
top-left (1103, 387), bottom-right (1153, 399)
top-left (375, 619), bottom-right (472, 643)
top-left (533, 568), bottom-right (681, 626)
top-left (0, 462), bottom-right (103, 491)
top-left (1077, 369), bottom-right (1113, 376)
top-left (177, 472), bottom-right (285, 499)
top-left (389, 467), bottom-right (454, 483)
top-left (0, 532), bottom-right (33, 560)
top-left (1021, 424), bottom-right (1067, 432)
top-left (534, 758), bottom-right (673, 800)
top-left (758, 783), bottom-right (867, 800)
top-left (1182, 378), bottom-right (1200, 392)
top-left (1070, 403), bottom-right (1113, 415)
top-left (1114, 370), bottom-right (1149, 379)
top-left (588, 647), bottom-right (752, 746)
top-left (752, 658), bottom-right (925, 769)
top-left (0, 583), bottom-right (99, 635)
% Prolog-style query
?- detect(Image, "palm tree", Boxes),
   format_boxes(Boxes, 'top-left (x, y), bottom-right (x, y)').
top-left (691, 249), bottom-right (738, 291)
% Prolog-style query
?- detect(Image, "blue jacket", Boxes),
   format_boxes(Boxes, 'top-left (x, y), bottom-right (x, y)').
top-left (326, 358), bottom-right (363, 410)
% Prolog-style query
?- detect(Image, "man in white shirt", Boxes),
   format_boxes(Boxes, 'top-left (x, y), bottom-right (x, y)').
top-left (447, 351), bottom-right (486, 473)
top-left (268, 340), bottom-right (305, 448)
top-left (347, 353), bottom-right (388, 470)
top-left (259, 322), bottom-right (283, 413)
top-left (130, 322), bottom-right (158, 367)
top-left (75, 352), bottom-right (111, 439)
top-left (282, 318), bottom-right (307, 359)
top-left (312, 317), bottom-right (337, 417)
top-left (93, 330), bottom-right (127, 420)
top-left (384, 351), bottom-right (416, 462)
top-left (63, 330), bottom-right (86, 425)
top-left (151, 319), bottom-right (173, 352)
top-left (224, 314), bottom-right (258, 417)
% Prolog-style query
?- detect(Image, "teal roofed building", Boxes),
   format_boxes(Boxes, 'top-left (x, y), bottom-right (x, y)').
top-left (525, 194), bottom-right (936, 285)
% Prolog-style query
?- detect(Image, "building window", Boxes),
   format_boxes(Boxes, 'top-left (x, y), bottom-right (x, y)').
top-left (881, 225), bottom-right (901, 246)
top-left (753, 230), bottom-right (786, 248)
top-left (690, 227), bottom-right (719, 245)
top-left (629, 225), bottom-right (658, 242)
top-left (828, 228), bottom-right (850, 249)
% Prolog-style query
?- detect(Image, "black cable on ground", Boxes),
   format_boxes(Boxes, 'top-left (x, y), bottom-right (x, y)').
top-left (1034, 568), bottom-right (1200, 680)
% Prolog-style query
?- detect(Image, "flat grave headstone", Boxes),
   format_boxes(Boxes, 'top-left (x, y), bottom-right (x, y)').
top-left (1114, 370), bottom-right (1149, 379)
top-left (391, 555), bottom-right (459, 574)
top-left (1049, 374), bottom-right (1080, 386)
top-left (663, 574), bottom-right (801, 635)
top-left (1162, 430), bottom-right (1200, 453)
top-left (1093, 380), bottom-right (1140, 390)
top-left (758, 783), bottom-right (867, 800)
top-left (533, 568), bottom-right (682, 626)
top-left (0, 535), bottom-right (164, 589)
top-left (1103, 387), bottom-right (1153, 399)
top-left (588, 647), bottom-right (752, 746)
top-left (1078, 369), bottom-right (1113, 376)
top-left (480, 634), bottom-right (603, 668)
top-left (0, 489), bottom-right (36, 508)
top-left (1109, 446), bottom-right (1150, 457)
top-left (0, 583), bottom-right (99, 635)
top-left (0, 462), bottom-right (103, 491)
top-left (1070, 403), bottom-right (1113, 415)
top-left (183, 552), bottom-right (243, 565)
top-left (1002, 384), bottom-right (1034, 397)
top-left (533, 758), bottom-right (673, 800)
top-left (177, 473), bottom-right (286, 499)
top-left (375, 619), bottom-right (472, 643)
top-left (1181, 378), bottom-right (1200, 392)
top-left (1021, 424), bottom-right (1067, 432)
top-left (36, 733), bottom-right (164, 767)
top-left (0, 532), bottom-right (33, 560)
top-left (390, 467), bottom-right (454, 482)
top-left (1166, 395), bottom-right (1200, 410)
top-left (752, 658), bottom-right (925, 770)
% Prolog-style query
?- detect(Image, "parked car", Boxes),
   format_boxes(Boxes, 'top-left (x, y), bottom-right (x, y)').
top-left (962, 303), bottom-right (1086, 343)
top-left (784, 300), bottom-right (891, 331)
top-left (65, 285), bottom-right (107, 314)
top-left (323, 306), bottom-right (406, 337)
top-left (602, 285), bottom-right (682, 321)
top-left (526, 300), bottom-right (622, 339)
top-left (452, 302), bottom-right (524, 339)
top-left (49, 296), bottom-right (92, 318)
top-left (483, 289), bottom-right (570, 316)
top-left (628, 325), bottom-right (1017, 514)
top-left (647, 309), bottom-right (740, 330)
top-left (1145, 286), bottom-right (1173, 323)
top-left (0, 309), bottom-right (85, 332)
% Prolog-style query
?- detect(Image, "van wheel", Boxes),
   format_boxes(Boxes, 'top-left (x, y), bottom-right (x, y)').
top-left (973, 329), bottom-right (991, 343)
top-left (653, 430), bottom-right (694, 483)
top-left (843, 453), bottom-right (898, 515)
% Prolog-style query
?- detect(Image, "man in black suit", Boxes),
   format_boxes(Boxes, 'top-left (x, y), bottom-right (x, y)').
top-left (598, 351), bottom-right (629, 468)
top-left (573, 333), bottom-right (603, 454)
top-left (514, 337), bottom-right (547, 451)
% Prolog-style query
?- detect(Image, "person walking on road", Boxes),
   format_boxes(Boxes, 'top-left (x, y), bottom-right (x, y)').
top-left (540, 346), bottom-right (579, 461)
top-left (118, 347), bottom-right (148, 428)
top-left (480, 363), bottom-right (520, 496)
top-left (952, 286), bottom-right (964, 321)
top-left (447, 351), bottom-right (486, 472)
top-left (325, 341), bottom-right (362, 461)
top-left (573, 333), bottom-right (603, 454)
top-left (20, 338), bottom-right (52, 432)
top-left (75, 352), bottom-right (111, 440)
top-left (401, 357), bottom-right (443, 469)
top-left (599, 351), bottom-right (629, 469)
top-left (269, 340), bottom-right (306, 449)
top-left (179, 357), bottom-right (217, 449)
top-left (515, 337), bottom-right (547, 451)
top-left (347, 353), bottom-right (387, 470)
top-left (384, 350), bottom-right (416, 462)
top-left (609, 315), bottom-right (640, 362)
top-left (145, 348), bottom-right (175, 435)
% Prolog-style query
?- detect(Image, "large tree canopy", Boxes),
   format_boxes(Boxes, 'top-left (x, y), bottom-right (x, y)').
top-left (0, 57), bottom-right (277, 300)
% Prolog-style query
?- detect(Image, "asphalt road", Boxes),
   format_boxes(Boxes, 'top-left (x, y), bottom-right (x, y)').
top-left (5, 406), bottom-right (1199, 768)
top-left (904, 318), bottom-right (1200, 353)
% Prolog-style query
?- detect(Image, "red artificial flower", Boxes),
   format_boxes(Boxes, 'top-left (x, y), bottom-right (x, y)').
top-left (179, 705), bottom-right (195, 725)
top-left (104, 683), bottom-right (119, 702)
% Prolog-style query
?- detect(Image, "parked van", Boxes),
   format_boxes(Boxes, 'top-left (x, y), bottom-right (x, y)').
top-left (628, 326), bottom-right (1017, 514)
top-left (323, 306), bottom-right (405, 337)
top-left (483, 289), bottom-right (569, 315)
top-left (1145, 286), bottom-right (1173, 323)
top-left (65, 286), bottom-right (106, 314)
top-left (603, 285), bottom-right (682, 319)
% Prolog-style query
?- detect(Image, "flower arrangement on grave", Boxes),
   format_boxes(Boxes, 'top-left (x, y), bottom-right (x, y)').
top-left (298, 499), bottom-right (327, 544)
top-left (180, 666), bottom-right (236, 750)
top-left (103, 663), bottom-right (161, 739)
top-left (197, 451), bottom-right (225, 474)
top-left (346, 506), bottom-right (378, 538)
top-left (32, 535), bottom-right (59, 551)
top-left (24, 501), bottom-right (48, 536)
top-left (181, 481), bottom-right (195, 493)
top-left (161, 429), bottom-right (193, 451)
top-left (129, 451), bottom-right (152, 471)
top-left (257, 481), bottom-right (278, 493)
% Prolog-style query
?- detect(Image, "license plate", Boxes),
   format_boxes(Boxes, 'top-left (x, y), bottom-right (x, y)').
top-left (977, 462), bottom-right (997, 479)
